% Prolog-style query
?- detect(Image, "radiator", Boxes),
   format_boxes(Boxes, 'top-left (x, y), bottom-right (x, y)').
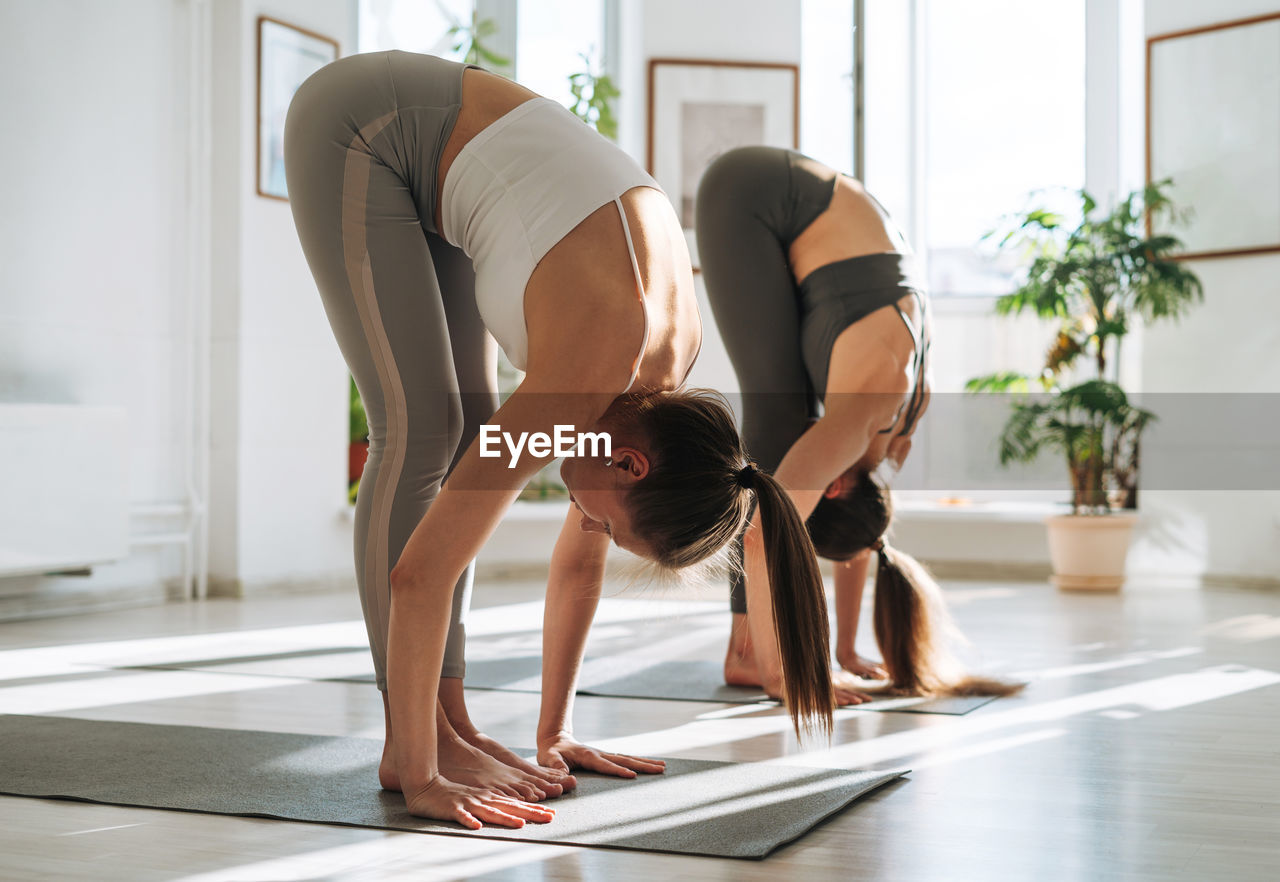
top-left (0, 405), bottom-right (129, 577)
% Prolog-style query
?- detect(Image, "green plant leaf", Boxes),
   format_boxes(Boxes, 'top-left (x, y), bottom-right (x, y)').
top-left (349, 376), bottom-right (368, 443)
top-left (965, 371), bottom-right (1034, 393)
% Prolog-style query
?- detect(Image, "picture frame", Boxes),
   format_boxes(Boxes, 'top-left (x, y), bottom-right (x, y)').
top-left (257, 16), bottom-right (339, 201)
top-left (1146, 12), bottom-right (1280, 260)
top-left (647, 58), bottom-right (800, 266)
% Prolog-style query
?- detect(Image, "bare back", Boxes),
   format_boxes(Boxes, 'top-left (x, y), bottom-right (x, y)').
top-left (438, 69), bottom-right (700, 394)
top-left (790, 176), bottom-right (929, 458)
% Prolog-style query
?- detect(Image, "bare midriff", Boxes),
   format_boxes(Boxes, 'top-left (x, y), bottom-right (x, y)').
top-left (787, 176), bottom-right (900, 287)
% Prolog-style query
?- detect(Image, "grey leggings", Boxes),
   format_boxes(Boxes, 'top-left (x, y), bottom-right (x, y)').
top-left (284, 52), bottom-right (491, 688)
top-left (696, 148), bottom-right (826, 614)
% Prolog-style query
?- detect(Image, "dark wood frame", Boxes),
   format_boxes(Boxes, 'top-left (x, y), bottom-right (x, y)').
top-left (1145, 11), bottom-right (1280, 260)
top-left (256, 15), bottom-right (340, 202)
top-left (645, 57), bottom-right (801, 177)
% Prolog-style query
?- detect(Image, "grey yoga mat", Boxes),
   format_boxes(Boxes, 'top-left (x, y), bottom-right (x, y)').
top-left (458, 656), bottom-right (999, 715)
top-left (0, 715), bottom-right (905, 860)
top-left (114, 652), bottom-right (997, 714)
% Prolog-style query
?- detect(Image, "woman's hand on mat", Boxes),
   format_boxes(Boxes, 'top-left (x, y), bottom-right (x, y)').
top-left (464, 730), bottom-right (577, 795)
top-left (831, 670), bottom-right (877, 706)
top-left (537, 733), bottom-right (666, 779)
top-left (837, 652), bottom-right (888, 681)
top-left (404, 774), bottom-right (556, 830)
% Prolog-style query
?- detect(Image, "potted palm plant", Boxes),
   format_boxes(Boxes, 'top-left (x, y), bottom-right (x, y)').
top-left (967, 181), bottom-right (1203, 590)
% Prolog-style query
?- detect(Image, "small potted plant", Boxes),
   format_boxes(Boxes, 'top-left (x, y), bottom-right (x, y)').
top-left (967, 182), bottom-right (1203, 590)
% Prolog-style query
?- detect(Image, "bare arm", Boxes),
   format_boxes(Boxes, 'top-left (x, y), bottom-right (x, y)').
top-left (535, 507), bottom-right (665, 777)
top-left (386, 224), bottom-right (650, 814)
top-left (537, 506), bottom-right (608, 742)
top-left (834, 551), bottom-right (886, 678)
top-left (741, 332), bottom-right (910, 697)
top-left (387, 382), bottom-right (610, 806)
top-left (740, 412), bottom-right (880, 694)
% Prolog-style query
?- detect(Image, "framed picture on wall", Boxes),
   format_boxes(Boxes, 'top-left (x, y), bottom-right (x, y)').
top-left (647, 58), bottom-right (799, 266)
top-left (257, 16), bottom-right (339, 201)
top-left (1147, 11), bottom-right (1280, 260)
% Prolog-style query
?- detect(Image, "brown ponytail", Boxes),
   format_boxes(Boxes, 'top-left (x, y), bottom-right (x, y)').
top-left (872, 543), bottom-right (1023, 697)
top-left (808, 471), bottom-right (1020, 697)
top-left (610, 389), bottom-right (837, 738)
top-left (749, 469), bottom-right (836, 738)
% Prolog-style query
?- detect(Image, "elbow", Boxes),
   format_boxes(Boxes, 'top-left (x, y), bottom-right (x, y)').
top-left (762, 669), bottom-right (785, 700)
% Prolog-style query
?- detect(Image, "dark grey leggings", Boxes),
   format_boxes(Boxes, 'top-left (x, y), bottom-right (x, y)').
top-left (696, 148), bottom-right (829, 613)
top-left (284, 52), bottom-right (492, 688)
top-left (696, 147), bottom-right (922, 614)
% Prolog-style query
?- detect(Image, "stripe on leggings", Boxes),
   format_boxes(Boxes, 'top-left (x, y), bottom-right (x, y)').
top-left (341, 111), bottom-right (401, 683)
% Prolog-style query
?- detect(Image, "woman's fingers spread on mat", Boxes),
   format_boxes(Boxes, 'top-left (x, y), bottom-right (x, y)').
top-left (537, 736), bottom-right (663, 779)
top-left (538, 750), bottom-right (572, 774)
top-left (583, 753), bottom-right (637, 778)
top-left (469, 803), bottom-right (526, 829)
top-left (459, 794), bottom-right (555, 829)
top-left (541, 743), bottom-right (627, 777)
top-left (454, 808), bottom-right (483, 830)
top-left (404, 775), bottom-right (554, 828)
top-left (834, 687), bottom-right (873, 706)
top-left (603, 753), bottom-right (666, 774)
top-left (832, 671), bottom-right (876, 705)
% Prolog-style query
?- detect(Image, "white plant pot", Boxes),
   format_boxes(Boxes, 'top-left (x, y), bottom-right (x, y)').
top-left (1044, 512), bottom-right (1138, 591)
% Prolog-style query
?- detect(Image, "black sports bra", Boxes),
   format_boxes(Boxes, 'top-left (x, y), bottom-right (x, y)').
top-left (876, 288), bottom-right (930, 438)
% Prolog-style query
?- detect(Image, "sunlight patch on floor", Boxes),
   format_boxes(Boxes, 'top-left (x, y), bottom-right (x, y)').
top-left (0, 670), bottom-right (308, 715)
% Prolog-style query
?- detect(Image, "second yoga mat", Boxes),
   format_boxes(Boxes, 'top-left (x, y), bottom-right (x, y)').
top-left (0, 714), bottom-right (905, 860)
top-left (113, 653), bottom-right (996, 714)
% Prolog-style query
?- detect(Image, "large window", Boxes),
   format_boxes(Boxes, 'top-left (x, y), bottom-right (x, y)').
top-left (358, 0), bottom-right (473, 56)
top-left (800, 0), bottom-right (855, 173)
top-left (516, 0), bottom-right (606, 110)
top-left (865, 0), bottom-right (1086, 298)
top-left (360, 1), bottom-right (608, 112)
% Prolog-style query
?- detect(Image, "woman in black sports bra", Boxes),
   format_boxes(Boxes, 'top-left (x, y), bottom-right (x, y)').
top-left (696, 147), bottom-right (1018, 706)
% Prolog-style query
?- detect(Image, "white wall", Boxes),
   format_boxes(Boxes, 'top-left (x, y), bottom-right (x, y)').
top-left (0, 0), bottom-right (190, 615)
top-left (1131, 0), bottom-right (1280, 586)
top-left (0, 0), bottom-right (360, 616)
top-left (208, 0), bottom-right (358, 595)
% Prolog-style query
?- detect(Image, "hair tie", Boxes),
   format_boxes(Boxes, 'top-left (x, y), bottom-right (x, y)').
top-left (871, 537), bottom-right (886, 553)
top-left (736, 463), bottom-right (757, 489)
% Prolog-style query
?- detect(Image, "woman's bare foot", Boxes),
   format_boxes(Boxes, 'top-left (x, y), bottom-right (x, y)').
top-left (377, 691), bottom-right (569, 801)
top-left (437, 677), bottom-right (574, 796)
top-left (464, 730), bottom-right (576, 795)
top-left (380, 733), bottom-right (559, 801)
top-left (724, 612), bottom-right (875, 705)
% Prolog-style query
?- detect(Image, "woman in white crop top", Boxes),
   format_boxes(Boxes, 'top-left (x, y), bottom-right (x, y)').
top-left (285, 51), bottom-right (836, 829)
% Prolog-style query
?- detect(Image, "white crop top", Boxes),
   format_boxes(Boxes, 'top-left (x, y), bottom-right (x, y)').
top-left (439, 97), bottom-right (662, 388)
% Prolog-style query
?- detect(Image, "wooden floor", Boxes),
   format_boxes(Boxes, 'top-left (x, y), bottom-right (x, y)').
top-left (1, 577), bottom-right (1278, 881)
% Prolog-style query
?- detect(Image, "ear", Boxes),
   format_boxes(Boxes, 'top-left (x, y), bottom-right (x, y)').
top-left (609, 446), bottom-right (650, 482)
top-left (886, 436), bottom-right (913, 470)
top-left (822, 470), bottom-right (849, 499)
